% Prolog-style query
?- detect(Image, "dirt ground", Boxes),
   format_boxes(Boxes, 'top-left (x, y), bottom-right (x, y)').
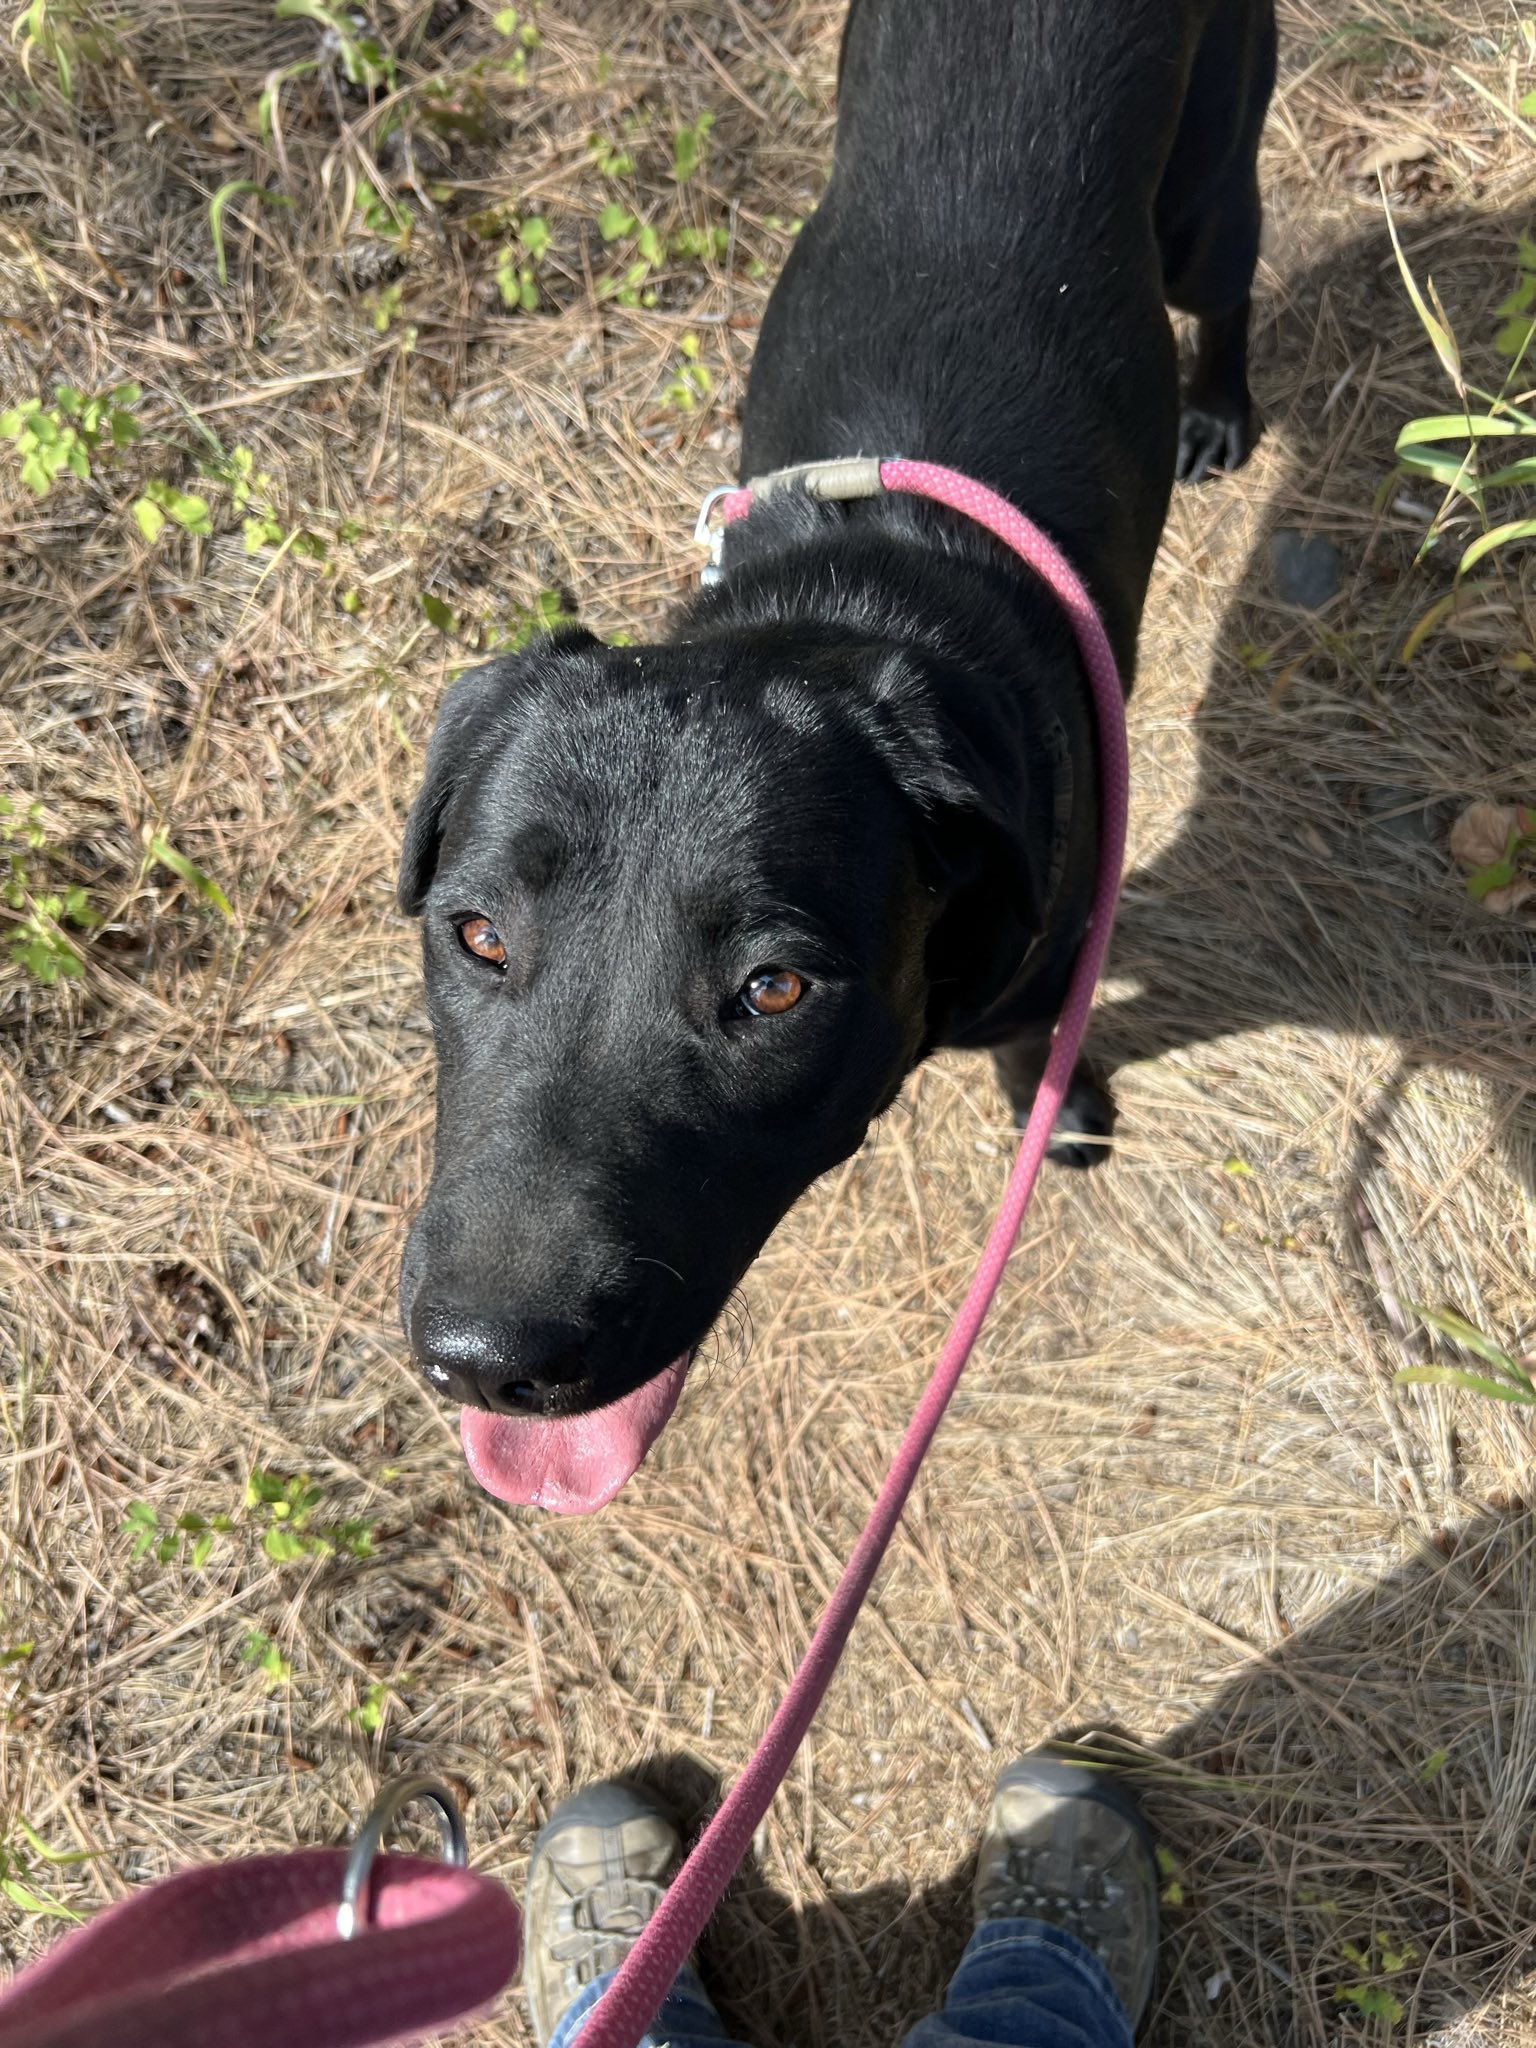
top-left (2, 0), bottom-right (1535, 2041)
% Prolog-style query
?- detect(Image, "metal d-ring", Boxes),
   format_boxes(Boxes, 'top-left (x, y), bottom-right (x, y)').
top-left (337, 1776), bottom-right (469, 1939)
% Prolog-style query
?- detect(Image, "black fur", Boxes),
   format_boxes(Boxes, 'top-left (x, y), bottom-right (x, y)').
top-left (399, 0), bottom-right (1277, 1420)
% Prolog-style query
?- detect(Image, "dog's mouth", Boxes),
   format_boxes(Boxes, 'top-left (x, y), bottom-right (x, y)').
top-left (458, 1354), bottom-right (692, 1513)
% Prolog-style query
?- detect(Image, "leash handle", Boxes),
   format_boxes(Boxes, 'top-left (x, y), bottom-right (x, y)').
top-left (575, 460), bottom-right (1130, 2048)
top-left (0, 1849), bottom-right (520, 2048)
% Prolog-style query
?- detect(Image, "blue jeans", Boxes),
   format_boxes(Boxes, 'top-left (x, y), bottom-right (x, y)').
top-left (549, 1919), bottom-right (1135, 2048)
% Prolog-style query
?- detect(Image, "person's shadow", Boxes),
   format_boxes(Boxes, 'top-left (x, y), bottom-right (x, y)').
top-left (639, 1501), bottom-right (1536, 2048)
top-left (628, 201), bottom-right (1536, 2047)
top-left (1088, 198), bottom-right (1535, 1200)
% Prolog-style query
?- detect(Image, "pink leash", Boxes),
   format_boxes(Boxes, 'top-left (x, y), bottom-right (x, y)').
top-left (571, 458), bottom-right (1128, 2048)
top-left (0, 461), bottom-right (1126, 2048)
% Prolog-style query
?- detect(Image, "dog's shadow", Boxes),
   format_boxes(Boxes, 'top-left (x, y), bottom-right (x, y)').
top-left (1091, 200), bottom-right (1535, 1197)
top-left (640, 1503), bottom-right (1536, 2047)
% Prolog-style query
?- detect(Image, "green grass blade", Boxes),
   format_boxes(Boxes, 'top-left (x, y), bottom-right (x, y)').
top-left (209, 182), bottom-right (294, 287)
top-left (146, 832), bottom-right (233, 918)
top-left (1395, 1367), bottom-right (1536, 1405)
top-left (1459, 517), bottom-right (1536, 574)
top-left (1384, 199), bottom-right (1461, 388)
top-left (1396, 413), bottom-right (1527, 446)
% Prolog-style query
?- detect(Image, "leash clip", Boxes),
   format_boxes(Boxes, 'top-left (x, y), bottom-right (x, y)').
top-left (694, 484), bottom-right (733, 587)
top-left (337, 1775), bottom-right (469, 1939)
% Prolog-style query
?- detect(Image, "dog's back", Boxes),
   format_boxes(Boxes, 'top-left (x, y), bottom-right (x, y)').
top-left (742, 0), bottom-right (1275, 656)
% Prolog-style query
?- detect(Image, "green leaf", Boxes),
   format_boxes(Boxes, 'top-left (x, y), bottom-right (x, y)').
top-left (420, 593), bottom-right (457, 633)
top-left (1337, 1984), bottom-right (1406, 2025)
top-left (191, 1531), bottom-right (215, 1568)
top-left (1418, 1747), bottom-right (1449, 1783)
top-left (598, 201), bottom-right (635, 241)
top-left (209, 181), bottom-right (295, 288)
top-left (264, 1526), bottom-right (308, 1561)
top-left (1384, 204), bottom-right (1461, 389)
top-left (1467, 854), bottom-right (1518, 901)
top-left (146, 831), bottom-right (233, 919)
top-left (1409, 1302), bottom-right (1528, 1377)
top-left (492, 5), bottom-right (519, 29)
top-left (672, 110), bottom-right (714, 183)
top-left (1460, 518), bottom-right (1536, 575)
top-left (0, 1643), bottom-right (34, 1669)
top-left (520, 214), bottom-right (551, 259)
top-left (1394, 1366), bottom-right (1536, 1404)
top-left (133, 496), bottom-right (166, 543)
top-left (1, 1878), bottom-right (80, 1921)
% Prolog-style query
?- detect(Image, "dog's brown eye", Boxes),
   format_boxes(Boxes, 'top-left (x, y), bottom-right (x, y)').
top-left (740, 968), bottom-right (804, 1017)
top-left (457, 916), bottom-right (507, 966)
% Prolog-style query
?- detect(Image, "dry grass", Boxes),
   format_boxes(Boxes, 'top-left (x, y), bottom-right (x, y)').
top-left (2, 0), bottom-right (1535, 2041)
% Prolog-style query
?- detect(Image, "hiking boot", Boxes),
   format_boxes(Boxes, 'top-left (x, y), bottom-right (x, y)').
top-left (973, 1746), bottom-right (1159, 2026)
top-left (523, 1780), bottom-right (681, 2047)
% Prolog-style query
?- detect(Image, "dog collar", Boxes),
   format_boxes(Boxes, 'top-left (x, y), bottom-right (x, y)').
top-left (695, 456), bottom-right (893, 584)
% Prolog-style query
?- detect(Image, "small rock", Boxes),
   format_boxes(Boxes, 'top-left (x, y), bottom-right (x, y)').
top-left (1365, 785), bottom-right (1435, 849)
top-left (1270, 528), bottom-right (1344, 610)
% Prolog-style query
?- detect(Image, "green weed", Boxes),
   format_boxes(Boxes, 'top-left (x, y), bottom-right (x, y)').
top-left (596, 209), bottom-right (727, 305)
top-left (132, 479), bottom-right (213, 542)
top-left (492, 4), bottom-right (541, 84)
top-left (353, 177), bottom-right (414, 247)
top-left (0, 1817), bottom-right (100, 1921)
top-left (1, 382), bottom-right (140, 497)
top-left (588, 131), bottom-right (635, 179)
top-left (1334, 1936), bottom-right (1418, 2028)
top-left (494, 215), bottom-right (551, 311)
top-left (10, 0), bottom-right (113, 100)
top-left (487, 587), bottom-right (575, 653)
top-left (0, 797), bottom-right (99, 984)
top-left (660, 332), bottom-right (713, 413)
top-left (1395, 1305), bottom-right (1536, 1406)
top-left (273, 0), bottom-right (396, 91)
top-left (208, 180), bottom-right (295, 288)
top-left (123, 1501), bottom-right (233, 1568)
top-left (672, 110), bottom-right (714, 184)
top-left (350, 1680), bottom-right (392, 1734)
top-left (1387, 213), bottom-right (1536, 595)
top-left (241, 1629), bottom-right (294, 1688)
top-left (246, 1467), bottom-right (376, 1561)
top-left (143, 829), bottom-right (233, 919)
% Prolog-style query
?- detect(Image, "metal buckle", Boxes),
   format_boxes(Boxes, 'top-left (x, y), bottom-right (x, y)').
top-left (694, 484), bottom-right (734, 587)
top-left (337, 1776), bottom-right (469, 1939)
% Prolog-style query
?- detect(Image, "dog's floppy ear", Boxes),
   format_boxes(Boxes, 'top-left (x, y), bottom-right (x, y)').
top-left (398, 627), bottom-right (598, 914)
top-left (855, 649), bottom-right (1047, 1038)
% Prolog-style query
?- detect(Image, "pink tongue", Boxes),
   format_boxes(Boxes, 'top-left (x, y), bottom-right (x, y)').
top-left (459, 1356), bottom-right (691, 1514)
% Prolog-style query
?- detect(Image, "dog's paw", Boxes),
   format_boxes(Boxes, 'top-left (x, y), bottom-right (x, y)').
top-left (1044, 1072), bottom-right (1116, 1171)
top-left (1176, 397), bottom-right (1256, 484)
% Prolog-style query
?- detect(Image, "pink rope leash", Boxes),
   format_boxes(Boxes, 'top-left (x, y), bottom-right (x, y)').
top-left (0, 1852), bottom-right (520, 2048)
top-left (572, 458), bottom-right (1129, 2048)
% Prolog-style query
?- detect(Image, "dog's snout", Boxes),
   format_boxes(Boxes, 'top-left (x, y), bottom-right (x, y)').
top-left (409, 1297), bottom-right (589, 1414)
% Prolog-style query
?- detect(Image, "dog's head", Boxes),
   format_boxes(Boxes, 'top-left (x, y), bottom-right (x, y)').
top-left (398, 626), bottom-right (1043, 1510)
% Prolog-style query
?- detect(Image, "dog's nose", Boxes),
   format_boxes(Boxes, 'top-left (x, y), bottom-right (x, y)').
top-left (409, 1299), bottom-right (590, 1413)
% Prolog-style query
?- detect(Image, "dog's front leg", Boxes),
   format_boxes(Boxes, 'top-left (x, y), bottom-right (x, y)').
top-left (992, 1032), bottom-right (1116, 1171)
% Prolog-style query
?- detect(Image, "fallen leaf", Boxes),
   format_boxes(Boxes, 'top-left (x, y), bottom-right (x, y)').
top-left (1449, 800), bottom-right (1536, 914)
top-left (1357, 135), bottom-right (1432, 177)
top-left (1450, 800), bottom-right (1520, 871)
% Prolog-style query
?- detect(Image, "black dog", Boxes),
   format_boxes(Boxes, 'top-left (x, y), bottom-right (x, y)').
top-left (398, 0), bottom-right (1277, 1511)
